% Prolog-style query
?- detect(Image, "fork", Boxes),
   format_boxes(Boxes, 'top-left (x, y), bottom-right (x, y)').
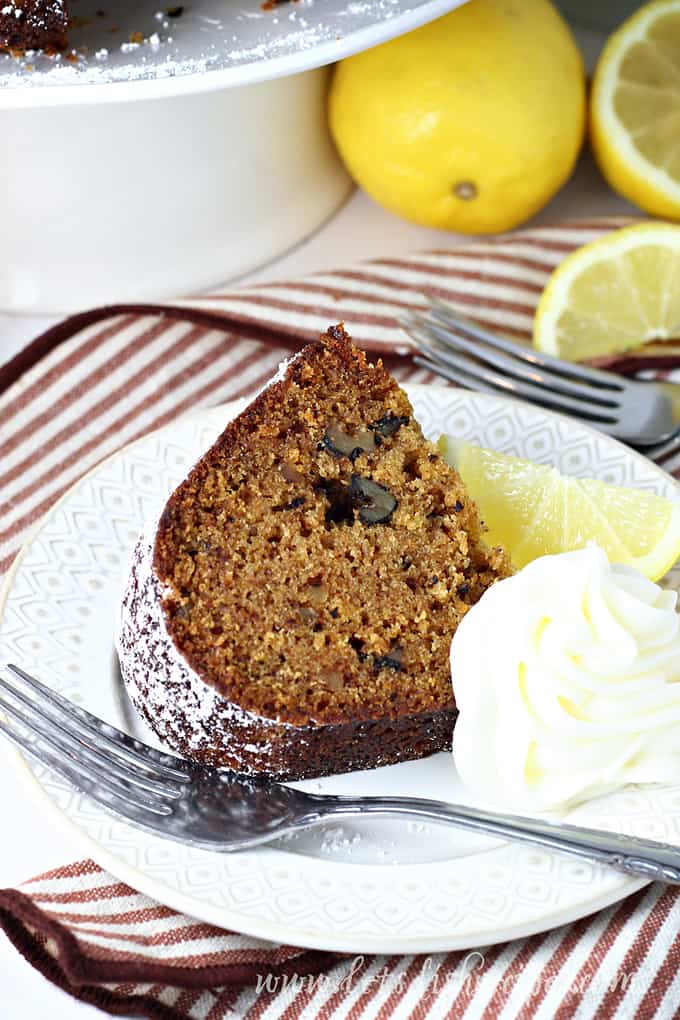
top-left (2, 663), bottom-right (680, 884)
top-left (402, 300), bottom-right (680, 451)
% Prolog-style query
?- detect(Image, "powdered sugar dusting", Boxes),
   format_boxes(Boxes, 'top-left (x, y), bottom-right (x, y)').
top-left (116, 515), bottom-right (294, 772)
top-left (1, 0), bottom-right (64, 22)
top-left (260, 347), bottom-right (305, 392)
top-left (0, 0), bottom-right (418, 93)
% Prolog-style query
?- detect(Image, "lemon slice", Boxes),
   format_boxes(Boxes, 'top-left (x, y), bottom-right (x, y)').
top-left (439, 436), bottom-right (680, 579)
top-left (532, 221), bottom-right (680, 360)
top-left (591, 0), bottom-right (680, 219)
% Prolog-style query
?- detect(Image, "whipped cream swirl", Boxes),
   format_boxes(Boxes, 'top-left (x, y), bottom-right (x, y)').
top-left (451, 545), bottom-right (680, 811)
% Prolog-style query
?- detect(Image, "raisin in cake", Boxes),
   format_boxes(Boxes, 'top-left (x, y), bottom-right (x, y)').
top-left (117, 325), bottom-right (511, 779)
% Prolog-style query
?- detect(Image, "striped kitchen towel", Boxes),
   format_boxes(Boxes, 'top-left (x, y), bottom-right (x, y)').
top-left (2, 218), bottom-right (680, 1020)
top-left (2, 861), bottom-right (680, 1020)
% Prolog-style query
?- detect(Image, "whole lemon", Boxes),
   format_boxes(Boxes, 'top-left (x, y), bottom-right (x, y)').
top-left (329, 0), bottom-right (586, 234)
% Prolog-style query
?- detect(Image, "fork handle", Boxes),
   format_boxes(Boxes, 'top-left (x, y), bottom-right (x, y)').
top-left (308, 795), bottom-right (680, 884)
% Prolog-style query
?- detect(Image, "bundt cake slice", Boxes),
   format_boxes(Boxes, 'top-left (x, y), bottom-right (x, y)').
top-left (117, 325), bottom-right (511, 779)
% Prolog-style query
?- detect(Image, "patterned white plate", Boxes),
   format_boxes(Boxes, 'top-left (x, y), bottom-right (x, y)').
top-left (2, 384), bottom-right (680, 954)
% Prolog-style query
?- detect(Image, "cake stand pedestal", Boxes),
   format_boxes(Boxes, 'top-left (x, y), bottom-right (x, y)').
top-left (0, 69), bottom-right (350, 313)
top-left (0, 0), bottom-right (464, 313)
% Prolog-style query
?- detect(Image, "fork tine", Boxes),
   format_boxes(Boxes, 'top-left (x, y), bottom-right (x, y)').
top-left (0, 695), bottom-right (173, 816)
top-left (0, 685), bottom-right (179, 811)
top-left (403, 313), bottom-right (620, 410)
top-left (0, 716), bottom-right (177, 842)
top-left (429, 298), bottom-right (625, 391)
top-left (414, 355), bottom-right (516, 402)
top-left (412, 333), bottom-right (620, 425)
top-left (5, 664), bottom-right (188, 781)
top-left (0, 675), bottom-right (183, 800)
top-left (414, 351), bottom-right (591, 419)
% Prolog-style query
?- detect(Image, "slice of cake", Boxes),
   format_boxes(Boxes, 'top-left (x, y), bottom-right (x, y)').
top-left (117, 325), bottom-right (511, 779)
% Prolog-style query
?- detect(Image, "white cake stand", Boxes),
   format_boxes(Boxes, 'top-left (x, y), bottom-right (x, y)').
top-left (0, 0), bottom-right (465, 313)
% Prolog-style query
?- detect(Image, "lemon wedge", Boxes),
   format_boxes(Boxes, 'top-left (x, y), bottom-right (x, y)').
top-left (439, 436), bottom-right (680, 580)
top-left (532, 221), bottom-right (680, 360)
top-left (591, 0), bottom-right (680, 219)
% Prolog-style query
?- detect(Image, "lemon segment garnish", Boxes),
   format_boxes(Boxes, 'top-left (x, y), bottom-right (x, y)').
top-left (439, 436), bottom-right (680, 580)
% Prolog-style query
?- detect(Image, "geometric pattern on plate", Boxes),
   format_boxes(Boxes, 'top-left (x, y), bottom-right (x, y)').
top-left (1, 385), bottom-right (679, 952)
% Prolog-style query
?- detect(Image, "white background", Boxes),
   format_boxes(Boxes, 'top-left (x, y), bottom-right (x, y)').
top-left (1, 23), bottom-right (637, 1016)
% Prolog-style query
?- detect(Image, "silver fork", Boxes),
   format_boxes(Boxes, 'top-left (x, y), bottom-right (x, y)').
top-left (402, 300), bottom-right (680, 451)
top-left (3, 663), bottom-right (680, 883)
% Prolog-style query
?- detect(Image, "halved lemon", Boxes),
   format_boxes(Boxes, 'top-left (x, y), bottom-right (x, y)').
top-left (591, 0), bottom-right (680, 219)
top-left (439, 436), bottom-right (680, 580)
top-left (532, 221), bottom-right (680, 360)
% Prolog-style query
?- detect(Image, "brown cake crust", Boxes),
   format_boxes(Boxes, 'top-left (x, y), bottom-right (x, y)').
top-left (0, 0), bottom-right (68, 54)
top-left (119, 326), bottom-right (510, 779)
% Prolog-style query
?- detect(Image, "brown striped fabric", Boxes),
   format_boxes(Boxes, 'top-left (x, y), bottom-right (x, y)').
top-left (2, 218), bottom-right (680, 1019)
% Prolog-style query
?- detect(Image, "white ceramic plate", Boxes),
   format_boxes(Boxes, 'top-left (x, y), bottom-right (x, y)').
top-left (0, 0), bottom-right (466, 107)
top-left (3, 384), bottom-right (680, 954)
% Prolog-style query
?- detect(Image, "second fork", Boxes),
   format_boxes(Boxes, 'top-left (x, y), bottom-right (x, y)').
top-left (403, 301), bottom-right (680, 449)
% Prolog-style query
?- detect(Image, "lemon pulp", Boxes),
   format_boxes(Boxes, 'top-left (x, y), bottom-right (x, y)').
top-left (440, 436), bottom-right (680, 581)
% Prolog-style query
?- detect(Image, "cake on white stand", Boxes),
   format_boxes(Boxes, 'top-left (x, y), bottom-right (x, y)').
top-left (0, 0), bottom-right (465, 313)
